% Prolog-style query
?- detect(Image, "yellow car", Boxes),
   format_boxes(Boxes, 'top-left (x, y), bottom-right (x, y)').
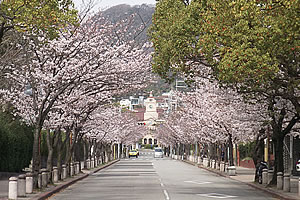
top-left (129, 149), bottom-right (139, 158)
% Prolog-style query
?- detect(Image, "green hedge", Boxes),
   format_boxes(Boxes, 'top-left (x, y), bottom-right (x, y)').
top-left (0, 111), bottom-right (33, 172)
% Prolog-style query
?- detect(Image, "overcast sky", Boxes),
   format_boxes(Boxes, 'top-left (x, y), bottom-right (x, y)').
top-left (73, 0), bottom-right (156, 11)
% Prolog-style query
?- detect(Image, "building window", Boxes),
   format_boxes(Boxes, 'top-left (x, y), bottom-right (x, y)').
top-left (144, 138), bottom-right (147, 145)
top-left (149, 138), bottom-right (153, 145)
top-left (154, 139), bottom-right (157, 145)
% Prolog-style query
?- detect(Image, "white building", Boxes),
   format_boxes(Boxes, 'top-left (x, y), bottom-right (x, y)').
top-left (142, 92), bottom-right (161, 146)
top-left (120, 99), bottom-right (131, 108)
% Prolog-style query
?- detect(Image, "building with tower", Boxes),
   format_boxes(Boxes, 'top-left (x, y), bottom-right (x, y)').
top-left (142, 92), bottom-right (160, 146)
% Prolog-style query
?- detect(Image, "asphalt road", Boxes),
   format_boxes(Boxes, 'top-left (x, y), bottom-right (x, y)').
top-left (50, 150), bottom-right (278, 200)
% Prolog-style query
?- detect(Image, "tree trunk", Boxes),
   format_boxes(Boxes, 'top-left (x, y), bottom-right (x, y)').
top-left (83, 140), bottom-right (87, 162)
top-left (56, 147), bottom-right (62, 179)
top-left (228, 134), bottom-right (234, 166)
top-left (217, 143), bottom-right (221, 162)
top-left (32, 127), bottom-right (42, 188)
top-left (252, 129), bottom-right (266, 182)
top-left (46, 129), bottom-right (53, 175)
top-left (56, 132), bottom-right (67, 179)
top-left (64, 133), bottom-right (71, 164)
top-left (270, 134), bottom-right (284, 185)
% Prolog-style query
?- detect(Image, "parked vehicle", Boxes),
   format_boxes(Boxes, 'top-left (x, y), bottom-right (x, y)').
top-left (154, 147), bottom-right (163, 158)
top-left (296, 159), bottom-right (300, 172)
top-left (256, 161), bottom-right (268, 184)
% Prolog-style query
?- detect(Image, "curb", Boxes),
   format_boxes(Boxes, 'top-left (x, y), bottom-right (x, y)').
top-left (245, 182), bottom-right (298, 200)
top-left (181, 159), bottom-right (299, 200)
top-left (33, 159), bottom-right (120, 200)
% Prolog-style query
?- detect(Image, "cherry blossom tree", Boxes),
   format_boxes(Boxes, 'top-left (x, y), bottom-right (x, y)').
top-left (0, 13), bottom-right (152, 179)
top-left (156, 77), bottom-right (268, 165)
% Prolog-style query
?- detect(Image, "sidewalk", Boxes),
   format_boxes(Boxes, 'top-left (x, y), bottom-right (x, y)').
top-left (0, 160), bottom-right (119, 200)
top-left (182, 159), bottom-right (300, 200)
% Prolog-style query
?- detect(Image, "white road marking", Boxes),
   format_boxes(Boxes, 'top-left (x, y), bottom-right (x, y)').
top-left (160, 182), bottom-right (164, 187)
top-left (196, 193), bottom-right (237, 199)
top-left (184, 180), bottom-right (212, 185)
top-left (163, 189), bottom-right (170, 200)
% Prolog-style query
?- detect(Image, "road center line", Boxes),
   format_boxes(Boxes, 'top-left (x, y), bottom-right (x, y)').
top-left (163, 189), bottom-right (170, 200)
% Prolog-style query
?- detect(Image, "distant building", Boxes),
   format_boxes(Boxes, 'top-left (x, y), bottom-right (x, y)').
top-left (120, 91), bottom-right (177, 147)
top-left (120, 99), bottom-right (131, 108)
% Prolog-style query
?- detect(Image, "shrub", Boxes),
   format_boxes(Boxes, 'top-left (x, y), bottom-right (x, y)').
top-left (0, 111), bottom-right (33, 172)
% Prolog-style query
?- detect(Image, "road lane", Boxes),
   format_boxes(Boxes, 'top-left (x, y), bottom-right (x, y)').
top-left (50, 157), bottom-right (165, 200)
top-left (50, 150), bottom-right (277, 200)
top-left (153, 158), bottom-right (277, 200)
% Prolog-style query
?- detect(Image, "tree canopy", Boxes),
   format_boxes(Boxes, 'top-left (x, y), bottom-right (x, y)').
top-left (150, 0), bottom-right (299, 97)
top-left (150, 0), bottom-right (299, 181)
top-left (0, 0), bottom-right (78, 42)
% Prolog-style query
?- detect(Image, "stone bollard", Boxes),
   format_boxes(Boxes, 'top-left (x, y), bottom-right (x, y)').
top-left (25, 173), bottom-right (33, 194)
top-left (220, 162), bottom-right (224, 172)
top-left (74, 162), bottom-right (78, 175)
top-left (283, 174), bottom-right (290, 192)
top-left (197, 156), bottom-right (201, 165)
top-left (62, 164), bottom-right (67, 180)
top-left (225, 163), bottom-right (229, 173)
top-left (298, 178), bottom-right (300, 197)
top-left (216, 161), bottom-right (220, 170)
top-left (8, 177), bottom-right (18, 200)
top-left (81, 161), bottom-right (85, 170)
top-left (212, 160), bottom-right (216, 169)
top-left (41, 169), bottom-right (48, 187)
top-left (77, 162), bottom-right (80, 173)
top-left (227, 166), bottom-right (236, 176)
top-left (277, 172), bottom-right (283, 190)
top-left (262, 169), bottom-right (268, 184)
top-left (87, 159), bottom-right (90, 169)
top-left (268, 170), bottom-right (274, 185)
top-left (18, 174), bottom-right (26, 197)
top-left (38, 171), bottom-right (42, 188)
top-left (91, 158), bottom-right (95, 168)
top-left (290, 178), bottom-right (298, 193)
top-left (53, 167), bottom-right (58, 183)
top-left (70, 163), bottom-right (74, 176)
